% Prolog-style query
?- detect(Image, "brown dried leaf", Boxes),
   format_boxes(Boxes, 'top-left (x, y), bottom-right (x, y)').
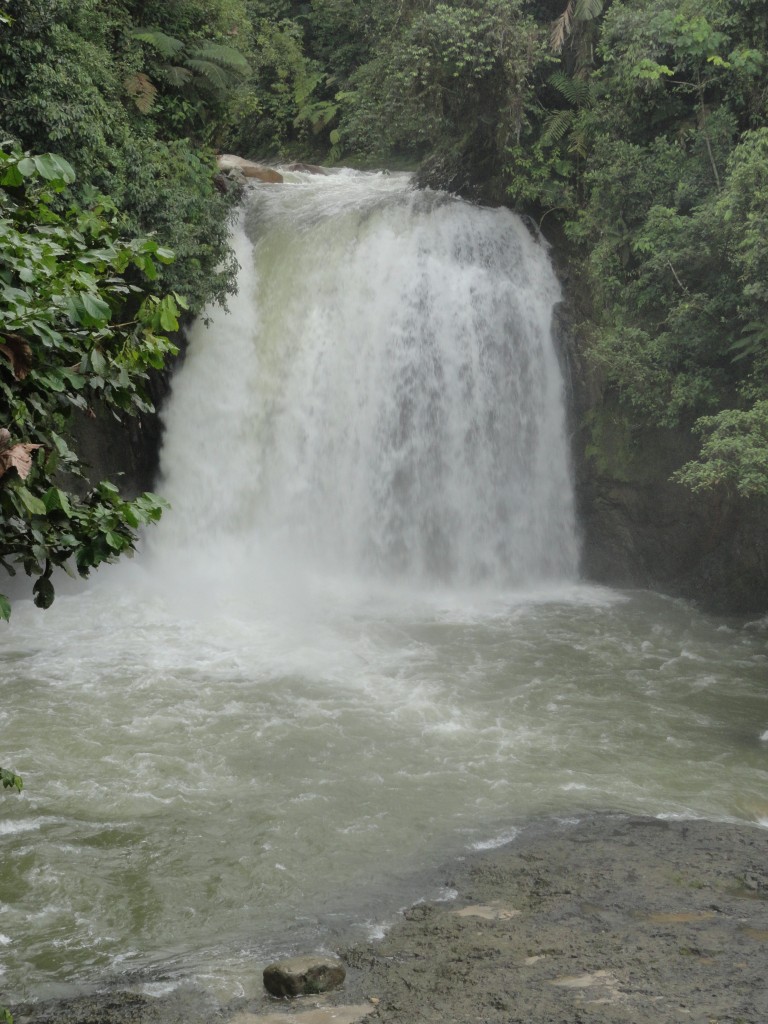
top-left (124, 72), bottom-right (158, 114)
top-left (0, 333), bottom-right (33, 379)
top-left (0, 439), bottom-right (43, 480)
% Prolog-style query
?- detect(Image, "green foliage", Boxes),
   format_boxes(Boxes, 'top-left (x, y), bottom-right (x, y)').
top-left (226, 16), bottom-right (336, 157)
top-left (338, 0), bottom-right (547, 187)
top-left (0, 147), bottom-right (175, 618)
top-left (0, 0), bottom-right (241, 314)
top-left (127, 26), bottom-right (251, 133)
top-left (105, 139), bottom-right (238, 312)
top-left (675, 401), bottom-right (768, 497)
top-left (0, 767), bottom-right (22, 791)
top-left (521, 0), bottom-right (768, 497)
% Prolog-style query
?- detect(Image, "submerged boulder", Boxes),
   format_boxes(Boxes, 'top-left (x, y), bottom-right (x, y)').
top-left (285, 161), bottom-right (328, 175)
top-left (263, 954), bottom-right (346, 997)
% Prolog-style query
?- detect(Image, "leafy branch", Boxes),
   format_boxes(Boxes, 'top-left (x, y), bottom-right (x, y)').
top-left (0, 146), bottom-right (181, 620)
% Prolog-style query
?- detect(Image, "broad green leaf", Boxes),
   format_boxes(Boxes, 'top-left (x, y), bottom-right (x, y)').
top-left (0, 594), bottom-right (10, 621)
top-left (0, 164), bottom-right (23, 186)
top-left (159, 296), bottom-right (179, 332)
top-left (37, 371), bottom-right (67, 392)
top-left (44, 487), bottom-right (73, 516)
top-left (44, 449), bottom-right (60, 475)
top-left (0, 768), bottom-right (22, 792)
top-left (60, 368), bottom-right (86, 389)
top-left (90, 349), bottom-right (107, 374)
top-left (81, 292), bottom-right (111, 321)
top-left (16, 486), bottom-right (47, 516)
top-left (49, 154), bottom-right (76, 183)
top-left (32, 153), bottom-right (75, 183)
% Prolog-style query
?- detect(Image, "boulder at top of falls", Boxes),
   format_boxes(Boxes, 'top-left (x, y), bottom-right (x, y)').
top-left (216, 154), bottom-right (283, 183)
top-left (285, 161), bottom-right (328, 175)
top-left (262, 955), bottom-right (346, 997)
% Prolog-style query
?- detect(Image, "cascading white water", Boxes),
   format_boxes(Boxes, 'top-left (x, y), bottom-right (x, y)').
top-left (156, 171), bottom-right (578, 587)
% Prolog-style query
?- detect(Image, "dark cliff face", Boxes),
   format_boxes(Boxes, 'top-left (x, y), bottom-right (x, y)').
top-left (71, 354), bottom-right (181, 500)
top-left (71, 405), bottom-right (163, 499)
top-left (556, 294), bottom-right (768, 616)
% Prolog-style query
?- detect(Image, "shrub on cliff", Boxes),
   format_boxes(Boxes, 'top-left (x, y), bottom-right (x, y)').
top-left (0, 147), bottom-right (184, 621)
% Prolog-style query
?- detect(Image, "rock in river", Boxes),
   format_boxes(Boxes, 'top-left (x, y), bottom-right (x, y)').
top-left (262, 955), bottom-right (346, 998)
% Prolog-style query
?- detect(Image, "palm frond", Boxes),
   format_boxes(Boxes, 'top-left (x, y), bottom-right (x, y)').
top-left (730, 322), bottom-right (768, 361)
top-left (550, 1), bottom-right (573, 54)
top-left (574, 0), bottom-right (604, 21)
top-left (551, 0), bottom-right (603, 52)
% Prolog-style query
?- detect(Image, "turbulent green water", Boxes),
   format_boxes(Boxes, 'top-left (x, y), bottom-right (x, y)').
top-left (1, 172), bottom-right (766, 1005)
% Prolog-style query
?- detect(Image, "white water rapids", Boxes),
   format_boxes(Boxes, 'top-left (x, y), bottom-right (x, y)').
top-left (1, 171), bottom-right (767, 1005)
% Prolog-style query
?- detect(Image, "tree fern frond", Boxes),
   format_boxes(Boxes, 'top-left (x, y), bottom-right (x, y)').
top-left (550, 70), bottom-right (579, 103)
top-left (161, 64), bottom-right (194, 88)
top-left (294, 70), bottom-right (324, 105)
top-left (190, 42), bottom-right (250, 74)
top-left (541, 109), bottom-right (575, 146)
top-left (185, 59), bottom-right (234, 91)
top-left (130, 29), bottom-right (184, 59)
top-left (567, 119), bottom-right (592, 158)
top-left (550, 70), bottom-right (595, 107)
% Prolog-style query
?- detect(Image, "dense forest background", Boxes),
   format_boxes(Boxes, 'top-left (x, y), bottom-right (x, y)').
top-left (1, 0), bottom-right (767, 621)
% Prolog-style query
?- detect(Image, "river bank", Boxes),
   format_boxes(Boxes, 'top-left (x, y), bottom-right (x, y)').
top-left (12, 814), bottom-right (768, 1024)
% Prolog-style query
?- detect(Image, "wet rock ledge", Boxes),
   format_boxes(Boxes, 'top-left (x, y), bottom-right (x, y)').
top-left (13, 815), bottom-right (768, 1024)
top-left (338, 814), bottom-right (768, 1024)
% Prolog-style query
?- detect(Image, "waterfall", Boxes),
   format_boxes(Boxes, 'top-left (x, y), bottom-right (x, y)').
top-left (155, 171), bottom-right (578, 589)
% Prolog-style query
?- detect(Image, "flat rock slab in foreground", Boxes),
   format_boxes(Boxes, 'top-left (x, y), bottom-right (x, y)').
top-left (231, 1003), bottom-right (372, 1024)
top-left (263, 956), bottom-right (346, 998)
top-left (338, 814), bottom-right (768, 1024)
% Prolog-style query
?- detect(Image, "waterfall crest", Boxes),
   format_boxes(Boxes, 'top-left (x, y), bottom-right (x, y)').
top-left (156, 171), bottom-right (578, 588)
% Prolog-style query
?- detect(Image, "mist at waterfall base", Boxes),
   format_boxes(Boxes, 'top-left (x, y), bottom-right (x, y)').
top-left (2, 172), bottom-right (768, 1005)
